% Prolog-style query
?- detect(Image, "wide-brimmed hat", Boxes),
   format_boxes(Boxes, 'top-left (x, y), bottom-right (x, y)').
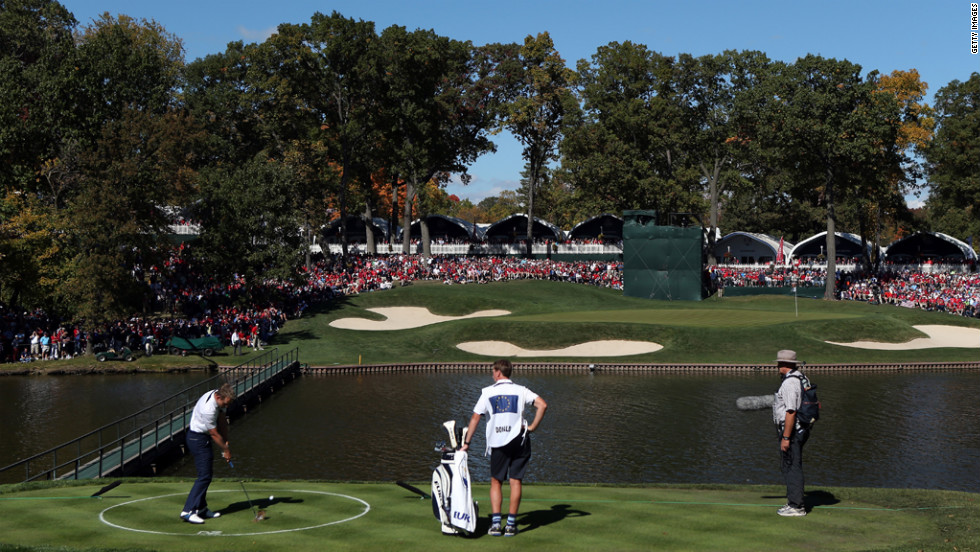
top-left (776, 349), bottom-right (802, 364)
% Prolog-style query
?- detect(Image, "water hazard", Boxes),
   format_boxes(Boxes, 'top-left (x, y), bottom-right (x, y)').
top-left (162, 370), bottom-right (979, 493)
top-left (2, 371), bottom-right (978, 492)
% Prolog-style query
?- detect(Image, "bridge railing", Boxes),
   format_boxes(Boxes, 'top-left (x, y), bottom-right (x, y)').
top-left (0, 348), bottom-right (299, 483)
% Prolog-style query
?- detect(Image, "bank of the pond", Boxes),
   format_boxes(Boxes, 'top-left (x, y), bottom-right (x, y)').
top-left (6, 357), bottom-right (980, 376)
top-left (296, 361), bottom-right (980, 374)
top-left (0, 359), bottom-right (217, 375)
top-left (0, 479), bottom-right (976, 552)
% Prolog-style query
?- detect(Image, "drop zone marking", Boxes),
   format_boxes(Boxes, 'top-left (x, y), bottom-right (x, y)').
top-left (99, 489), bottom-right (370, 536)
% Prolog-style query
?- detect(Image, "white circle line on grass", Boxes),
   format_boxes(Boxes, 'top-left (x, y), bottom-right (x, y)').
top-left (98, 489), bottom-right (370, 536)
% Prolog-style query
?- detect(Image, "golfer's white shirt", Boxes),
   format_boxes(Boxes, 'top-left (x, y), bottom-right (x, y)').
top-left (189, 390), bottom-right (221, 433)
top-left (473, 379), bottom-right (538, 453)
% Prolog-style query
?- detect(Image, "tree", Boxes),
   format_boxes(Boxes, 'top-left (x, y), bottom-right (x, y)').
top-left (675, 50), bottom-right (774, 263)
top-left (716, 162), bottom-right (824, 242)
top-left (0, 29), bottom-right (82, 304)
top-left (271, 12), bottom-right (382, 259)
top-left (0, 0), bottom-right (77, 195)
top-left (378, 26), bottom-right (506, 256)
top-left (186, 38), bottom-right (336, 272)
top-left (504, 32), bottom-right (577, 256)
top-left (0, 191), bottom-right (62, 309)
top-left (755, 55), bottom-right (897, 299)
top-left (184, 41), bottom-right (278, 166)
top-left (924, 73), bottom-right (980, 246)
top-left (562, 42), bottom-right (698, 221)
top-left (850, 69), bottom-right (934, 267)
top-left (194, 156), bottom-right (304, 284)
top-left (57, 14), bottom-right (191, 324)
top-left (478, 191), bottom-right (523, 222)
top-left (521, 165), bottom-right (579, 230)
top-left (73, 13), bottom-right (184, 133)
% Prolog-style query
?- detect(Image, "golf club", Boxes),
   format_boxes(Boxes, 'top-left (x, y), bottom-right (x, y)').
top-left (395, 480), bottom-right (431, 499)
top-left (238, 480), bottom-right (266, 522)
top-left (231, 463), bottom-right (266, 521)
top-left (91, 480), bottom-right (122, 498)
top-left (460, 427), bottom-right (468, 449)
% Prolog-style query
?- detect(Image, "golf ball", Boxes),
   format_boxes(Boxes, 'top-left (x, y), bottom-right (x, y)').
top-left (269, 495), bottom-right (274, 501)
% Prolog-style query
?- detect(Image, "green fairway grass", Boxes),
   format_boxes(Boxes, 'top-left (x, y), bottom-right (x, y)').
top-left (0, 479), bottom-right (976, 551)
top-left (275, 280), bottom-right (980, 366)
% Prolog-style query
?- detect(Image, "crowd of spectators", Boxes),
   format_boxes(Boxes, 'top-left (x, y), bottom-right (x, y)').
top-left (710, 264), bottom-right (980, 318)
top-left (303, 255), bottom-right (622, 294)
top-left (837, 270), bottom-right (980, 317)
top-left (0, 250), bottom-right (621, 365)
top-left (3, 249), bottom-right (976, 365)
top-left (710, 266), bottom-right (828, 288)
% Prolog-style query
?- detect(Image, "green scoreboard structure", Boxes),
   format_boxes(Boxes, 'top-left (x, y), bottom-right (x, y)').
top-left (623, 210), bottom-right (706, 301)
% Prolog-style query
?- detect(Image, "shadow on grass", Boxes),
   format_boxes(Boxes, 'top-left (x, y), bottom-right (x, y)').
top-left (269, 330), bottom-right (319, 343)
top-left (303, 295), bottom-right (353, 316)
top-left (521, 503), bottom-right (591, 532)
top-left (468, 504), bottom-right (590, 537)
top-left (220, 496), bottom-right (304, 516)
top-left (804, 490), bottom-right (840, 509)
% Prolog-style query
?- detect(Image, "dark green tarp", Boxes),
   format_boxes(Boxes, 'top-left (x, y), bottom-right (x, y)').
top-left (623, 210), bottom-right (704, 301)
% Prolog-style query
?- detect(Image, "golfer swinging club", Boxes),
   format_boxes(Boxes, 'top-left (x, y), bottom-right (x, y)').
top-left (180, 383), bottom-right (236, 524)
top-left (461, 359), bottom-right (547, 537)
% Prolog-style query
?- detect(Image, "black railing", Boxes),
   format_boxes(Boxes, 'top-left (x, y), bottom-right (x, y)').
top-left (0, 348), bottom-right (299, 483)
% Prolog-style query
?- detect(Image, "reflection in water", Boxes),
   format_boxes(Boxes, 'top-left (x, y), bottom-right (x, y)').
top-left (2, 371), bottom-right (977, 492)
top-left (0, 373), bottom-right (210, 475)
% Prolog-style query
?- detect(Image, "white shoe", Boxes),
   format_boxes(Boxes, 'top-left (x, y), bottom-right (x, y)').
top-left (180, 511), bottom-right (205, 524)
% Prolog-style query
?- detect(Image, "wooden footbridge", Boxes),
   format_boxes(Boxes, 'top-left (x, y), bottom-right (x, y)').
top-left (0, 349), bottom-right (301, 483)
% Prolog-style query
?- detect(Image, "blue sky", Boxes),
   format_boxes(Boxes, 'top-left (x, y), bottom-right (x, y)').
top-left (63, 0), bottom-right (979, 206)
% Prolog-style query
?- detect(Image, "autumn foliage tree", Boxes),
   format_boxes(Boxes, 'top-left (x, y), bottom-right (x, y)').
top-left (754, 55), bottom-right (902, 299)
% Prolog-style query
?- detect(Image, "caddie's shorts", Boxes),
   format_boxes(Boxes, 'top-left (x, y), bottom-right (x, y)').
top-left (490, 432), bottom-right (531, 481)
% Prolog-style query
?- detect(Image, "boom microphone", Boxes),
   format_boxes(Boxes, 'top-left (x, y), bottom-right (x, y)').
top-left (736, 395), bottom-right (774, 411)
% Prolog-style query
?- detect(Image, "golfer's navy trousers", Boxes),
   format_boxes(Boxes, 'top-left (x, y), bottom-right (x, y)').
top-left (183, 431), bottom-right (213, 513)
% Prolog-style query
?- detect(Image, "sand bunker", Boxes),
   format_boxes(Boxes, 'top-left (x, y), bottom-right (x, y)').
top-left (330, 306), bottom-right (510, 331)
top-left (457, 340), bottom-right (663, 357)
top-left (826, 324), bottom-right (980, 350)
top-left (332, 306), bottom-right (663, 356)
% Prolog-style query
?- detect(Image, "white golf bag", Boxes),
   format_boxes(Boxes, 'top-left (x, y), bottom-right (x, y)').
top-left (431, 449), bottom-right (478, 535)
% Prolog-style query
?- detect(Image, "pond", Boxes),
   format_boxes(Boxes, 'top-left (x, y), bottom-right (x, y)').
top-left (2, 370), bottom-right (977, 491)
